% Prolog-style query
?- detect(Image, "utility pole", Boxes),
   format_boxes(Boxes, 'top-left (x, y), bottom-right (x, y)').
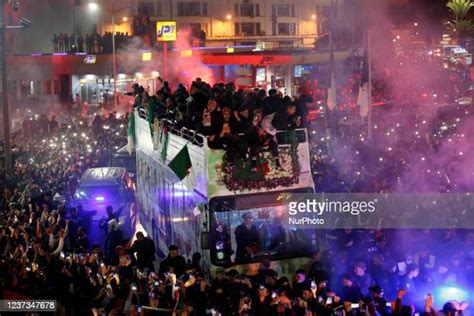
top-left (112, 15), bottom-right (117, 112)
top-left (72, 0), bottom-right (77, 35)
top-left (1, 0), bottom-right (12, 175)
top-left (1, 1), bottom-right (30, 175)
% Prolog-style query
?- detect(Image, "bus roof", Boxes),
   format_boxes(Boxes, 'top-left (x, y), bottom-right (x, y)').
top-left (80, 167), bottom-right (126, 186)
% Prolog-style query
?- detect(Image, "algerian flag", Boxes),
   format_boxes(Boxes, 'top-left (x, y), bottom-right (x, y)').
top-left (168, 145), bottom-right (192, 180)
top-left (127, 112), bottom-right (135, 155)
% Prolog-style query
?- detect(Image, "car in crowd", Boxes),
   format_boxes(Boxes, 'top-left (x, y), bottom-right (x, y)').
top-left (72, 167), bottom-right (135, 219)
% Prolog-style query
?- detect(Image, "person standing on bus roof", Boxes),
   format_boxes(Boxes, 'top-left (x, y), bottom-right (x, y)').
top-left (235, 212), bottom-right (259, 258)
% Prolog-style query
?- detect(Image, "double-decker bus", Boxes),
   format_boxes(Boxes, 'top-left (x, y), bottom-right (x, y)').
top-left (134, 111), bottom-right (315, 276)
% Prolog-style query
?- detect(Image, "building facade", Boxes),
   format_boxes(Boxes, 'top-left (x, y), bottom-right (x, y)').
top-left (11, 0), bottom-right (339, 54)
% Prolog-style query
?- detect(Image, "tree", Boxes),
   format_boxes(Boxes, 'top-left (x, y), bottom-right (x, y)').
top-left (447, 0), bottom-right (474, 21)
top-left (446, 0), bottom-right (474, 44)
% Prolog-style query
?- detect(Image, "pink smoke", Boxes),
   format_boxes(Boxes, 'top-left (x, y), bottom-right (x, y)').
top-left (167, 28), bottom-right (214, 87)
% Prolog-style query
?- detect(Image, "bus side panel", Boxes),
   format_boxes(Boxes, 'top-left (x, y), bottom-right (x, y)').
top-left (166, 183), bottom-right (206, 260)
top-left (136, 149), bottom-right (206, 260)
top-left (136, 150), bottom-right (169, 258)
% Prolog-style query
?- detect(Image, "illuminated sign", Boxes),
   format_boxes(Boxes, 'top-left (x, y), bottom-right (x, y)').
top-left (226, 47), bottom-right (235, 54)
top-left (256, 68), bottom-right (266, 82)
top-left (142, 52), bottom-right (152, 61)
top-left (156, 21), bottom-right (177, 42)
top-left (84, 55), bottom-right (96, 64)
top-left (180, 50), bottom-right (192, 58)
top-left (294, 65), bottom-right (303, 78)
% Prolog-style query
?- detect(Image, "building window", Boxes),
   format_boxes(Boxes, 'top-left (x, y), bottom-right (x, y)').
top-left (241, 3), bottom-right (253, 16)
top-left (235, 22), bottom-right (240, 35)
top-left (319, 5), bottom-right (333, 34)
top-left (177, 2), bottom-right (206, 16)
top-left (277, 23), bottom-right (296, 36)
top-left (272, 4), bottom-right (295, 17)
top-left (234, 3), bottom-right (259, 17)
top-left (156, 2), bottom-right (162, 16)
top-left (277, 4), bottom-right (288, 17)
top-left (241, 23), bottom-right (254, 36)
top-left (236, 22), bottom-right (260, 36)
top-left (138, 2), bottom-right (155, 16)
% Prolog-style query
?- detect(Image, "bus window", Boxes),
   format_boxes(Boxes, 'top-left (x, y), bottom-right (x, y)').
top-left (210, 204), bottom-right (314, 266)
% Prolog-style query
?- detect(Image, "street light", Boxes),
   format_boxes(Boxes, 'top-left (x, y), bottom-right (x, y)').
top-left (226, 14), bottom-right (232, 20)
top-left (88, 3), bottom-right (131, 112)
top-left (88, 2), bottom-right (99, 12)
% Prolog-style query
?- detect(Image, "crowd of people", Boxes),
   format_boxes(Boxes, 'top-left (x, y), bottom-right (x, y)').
top-left (52, 32), bottom-right (133, 54)
top-left (131, 78), bottom-right (311, 170)
top-left (309, 49), bottom-right (473, 193)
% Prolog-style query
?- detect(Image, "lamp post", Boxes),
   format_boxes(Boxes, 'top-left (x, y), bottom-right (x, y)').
top-left (112, 15), bottom-right (117, 112)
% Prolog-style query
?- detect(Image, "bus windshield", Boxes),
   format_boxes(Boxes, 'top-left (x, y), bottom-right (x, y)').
top-left (209, 192), bottom-right (314, 266)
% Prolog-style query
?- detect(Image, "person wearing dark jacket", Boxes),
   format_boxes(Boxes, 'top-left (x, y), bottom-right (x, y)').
top-left (197, 100), bottom-right (223, 136)
top-left (207, 106), bottom-right (239, 150)
top-left (369, 285), bottom-right (391, 315)
top-left (234, 104), bottom-right (252, 133)
top-left (234, 212), bottom-right (259, 258)
top-left (262, 89), bottom-right (282, 116)
top-left (129, 231), bottom-right (156, 271)
top-left (296, 93), bottom-right (312, 127)
top-left (246, 109), bottom-right (280, 168)
top-left (211, 268), bottom-right (231, 314)
top-left (159, 244), bottom-right (186, 277)
top-left (74, 226), bottom-right (90, 253)
top-left (186, 82), bottom-right (209, 127)
top-left (341, 273), bottom-right (363, 303)
top-left (77, 34), bottom-right (84, 52)
top-left (352, 261), bottom-right (375, 297)
top-left (294, 287), bottom-right (322, 316)
top-left (272, 103), bottom-right (301, 131)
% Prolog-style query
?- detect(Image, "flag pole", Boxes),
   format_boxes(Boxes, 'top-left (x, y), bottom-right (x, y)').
top-left (360, 10), bottom-right (367, 124)
top-left (367, 29), bottom-right (373, 140)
